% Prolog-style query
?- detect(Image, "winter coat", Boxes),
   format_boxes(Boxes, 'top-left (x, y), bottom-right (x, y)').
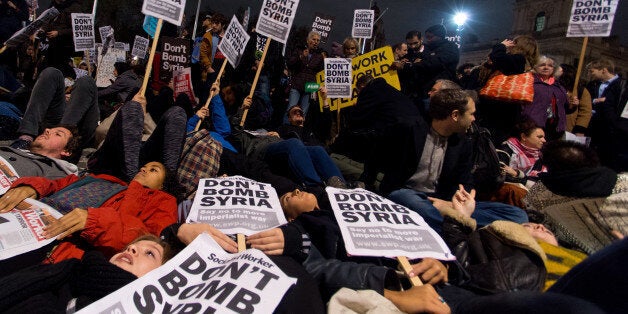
top-left (11, 173), bottom-right (177, 262)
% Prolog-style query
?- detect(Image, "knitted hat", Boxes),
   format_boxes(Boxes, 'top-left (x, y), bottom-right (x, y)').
top-left (425, 24), bottom-right (447, 38)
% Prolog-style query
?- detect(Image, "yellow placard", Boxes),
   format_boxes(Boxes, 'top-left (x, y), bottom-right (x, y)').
top-left (316, 46), bottom-right (400, 111)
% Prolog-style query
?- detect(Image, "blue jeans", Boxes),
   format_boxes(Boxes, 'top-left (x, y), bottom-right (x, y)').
top-left (264, 138), bottom-right (343, 186)
top-left (285, 88), bottom-right (311, 123)
top-left (387, 188), bottom-right (528, 234)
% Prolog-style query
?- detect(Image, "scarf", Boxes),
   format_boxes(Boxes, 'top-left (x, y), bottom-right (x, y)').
top-left (505, 137), bottom-right (545, 177)
top-left (540, 167), bottom-right (618, 197)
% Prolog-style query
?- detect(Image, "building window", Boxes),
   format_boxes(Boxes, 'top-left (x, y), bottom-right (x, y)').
top-left (535, 12), bottom-right (546, 32)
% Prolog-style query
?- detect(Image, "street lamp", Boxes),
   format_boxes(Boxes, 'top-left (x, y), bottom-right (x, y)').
top-left (452, 12), bottom-right (468, 48)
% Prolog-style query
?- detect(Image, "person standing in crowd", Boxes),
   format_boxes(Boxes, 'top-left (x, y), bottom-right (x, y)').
top-left (526, 55), bottom-right (578, 141)
top-left (586, 59), bottom-right (627, 172)
top-left (41, 0), bottom-right (85, 68)
top-left (411, 24), bottom-right (459, 99)
top-left (558, 64), bottom-right (592, 136)
top-left (285, 31), bottom-right (324, 120)
top-left (342, 37), bottom-right (359, 59)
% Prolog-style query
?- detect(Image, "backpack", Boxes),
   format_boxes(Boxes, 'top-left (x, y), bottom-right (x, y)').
top-left (468, 122), bottom-right (504, 198)
top-left (177, 129), bottom-right (223, 200)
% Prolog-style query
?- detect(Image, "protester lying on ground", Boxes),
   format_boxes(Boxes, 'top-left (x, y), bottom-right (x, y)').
top-left (0, 234), bottom-right (173, 312)
top-left (10, 66), bottom-right (99, 150)
top-left (0, 125), bottom-right (80, 179)
top-left (523, 140), bottom-right (627, 254)
top-left (89, 93), bottom-right (186, 186)
top-left (0, 161), bottom-right (177, 277)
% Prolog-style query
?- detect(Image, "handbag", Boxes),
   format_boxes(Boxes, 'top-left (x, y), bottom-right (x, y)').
top-left (479, 71), bottom-right (534, 104)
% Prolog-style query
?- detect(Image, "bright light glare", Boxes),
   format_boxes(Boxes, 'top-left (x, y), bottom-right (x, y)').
top-left (453, 12), bottom-right (468, 26)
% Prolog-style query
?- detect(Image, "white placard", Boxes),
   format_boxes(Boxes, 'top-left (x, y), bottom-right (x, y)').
top-left (131, 35), bottom-right (149, 58)
top-left (71, 13), bottom-right (95, 51)
top-left (351, 9), bottom-right (374, 39)
top-left (141, 0), bottom-right (187, 26)
top-left (255, 0), bottom-right (300, 44)
top-left (187, 176), bottom-right (287, 236)
top-left (98, 25), bottom-right (114, 44)
top-left (218, 16), bottom-right (251, 68)
top-left (78, 234), bottom-right (296, 314)
top-left (324, 58), bottom-right (352, 98)
top-left (327, 187), bottom-right (455, 260)
top-left (0, 199), bottom-right (63, 260)
top-left (95, 47), bottom-right (126, 87)
top-left (567, 0), bottom-right (619, 37)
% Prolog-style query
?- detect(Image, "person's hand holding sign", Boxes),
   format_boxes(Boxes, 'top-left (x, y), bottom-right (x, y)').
top-left (43, 208), bottom-right (88, 240)
top-left (247, 228), bottom-right (285, 255)
top-left (0, 186), bottom-right (37, 213)
top-left (408, 258), bottom-right (449, 285)
top-left (178, 223), bottom-right (238, 253)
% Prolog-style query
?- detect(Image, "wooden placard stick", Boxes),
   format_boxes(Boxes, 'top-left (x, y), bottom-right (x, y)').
top-left (397, 256), bottom-right (423, 286)
top-left (85, 50), bottom-right (92, 76)
top-left (240, 37), bottom-right (272, 127)
top-left (572, 36), bottom-right (589, 97)
top-left (237, 234), bottom-right (246, 252)
top-left (193, 60), bottom-right (229, 131)
top-left (138, 18), bottom-right (163, 97)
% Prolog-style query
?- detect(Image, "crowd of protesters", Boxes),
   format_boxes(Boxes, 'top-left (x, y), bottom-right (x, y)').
top-left (0, 1), bottom-right (627, 313)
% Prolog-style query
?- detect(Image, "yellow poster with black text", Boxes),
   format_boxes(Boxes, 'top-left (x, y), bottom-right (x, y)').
top-left (316, 46), bottom-right (400, 111)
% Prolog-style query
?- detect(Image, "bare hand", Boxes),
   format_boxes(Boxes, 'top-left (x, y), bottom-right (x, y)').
top-left (210, 82), bottom-right (220, 96)
top-left (501, 39), bottom-right (515, 48)
top-left (266, 131), bottom-right (280, 138)
top-left (43, 208), bottom-right (88, 240)
top-left (409, 258), bottom-right (448, 285)
top-left (241, 96), bottom-right (253, 109)
top-left (46, 30), bottom-right (59, 38)
top-left (132, 93), bottom-right (147, 112)
top-left (501, 165), bottom-right (518, 177)
top-left (384, 285), bottom-right (450, 314)
top-left (247, 228), bottom-right (284, 255)
top-left (451, 184), bottom-right (476, 218)
top-left (0, 186), bottom-right (37, 213)
top-left (178, 223), bottom-right (238, 253)
top-left (427, 196), bottom-right (452, 213)
top-left (195, 107), bottom-right (209, 119)
top-left (302, 48), bottom-right (309, 58)
top-left (568, 95), bottom-right (580, 108)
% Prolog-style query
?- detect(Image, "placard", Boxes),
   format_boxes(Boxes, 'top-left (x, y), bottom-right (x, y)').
top-left (131, 35), bottom-right (150, 59)
top-left (141, 0), bottom-right (186, 26)
top-left (351, 9), bottom-right (374, 39)
top-left (567, 0), bottom-right (619, 37)
top-left (324, 58), bottom-right (352, 98)
top-left (187, 176), bottom-right (287, 236)
top-left (78, 234), bottom-right (296, 314)
top-left (311, 12), bottom-right (334, 41)
top-left (173, 67), bottom-right (196, 105)
top-left (98, 25), bottom-right (114, 44)
top-left (3, 7), bottom-right (59, 48)
top-left (160, 36), bottom-right (190, 81)
top-left (255, 0), bottom-right (300, 44)
top-left (218, 16), bottom-right (251, 68)
top-left (316, 46), bottom-right (400, 111)
top-left (71, 13), bottom-right (95, 51)
top-left (327, 187), bottom-right (454, 260)
top-left (95, 47), bottom-right (126, 87)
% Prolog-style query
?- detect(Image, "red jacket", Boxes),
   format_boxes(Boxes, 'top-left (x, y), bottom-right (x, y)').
top-left (12, 174), bottom-right (177, 263)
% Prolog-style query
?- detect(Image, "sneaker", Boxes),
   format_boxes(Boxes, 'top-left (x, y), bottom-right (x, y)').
top-left (325, 176), bottom-right (347, 189)
top-left (10, 138), bottom-right (32, 150)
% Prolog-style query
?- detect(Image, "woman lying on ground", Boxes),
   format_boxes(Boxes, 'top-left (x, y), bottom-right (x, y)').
top-left (0, 234), bottom-right (173, 313)
top-left (0, 161), bottom-right (177, 277)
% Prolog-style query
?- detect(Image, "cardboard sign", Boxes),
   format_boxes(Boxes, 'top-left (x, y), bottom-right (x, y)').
top-left (77, 234), bottom-right (296, 314)
top-left (95, 47), bottom-right (126, 87)
top-left (141, 0), bottom-right (186, 26)
top-left (160, 36), bottom-right (190, 81)
top-left (567, 0), bottom-right (619, 37)
top-left (315, 46), bottom-right (399, 111)
top-left (324, 58), bottom-right (352, 98)
top-left (132, 35), bottom-right (150, 59)
top-left (98, 25), bottom-right (114, 44)
top-left (187, 176), bottom-right (287, 236)
top-left (3, 7), bottom-right (59, 48)
top-left (71, 13), bottom-right (95, 51)
top-left (173, 67), bottom-right (196, 105)
top-left (255, 0), bottom-right (300, 44)
top-left (327, 187), bottom-right (454, 260)
top-left (218, 16), bottom-right (251, 68)
top-left (143, 15), bottom-right (158, 37)
top-left (351, 9), bottom-right (374, 39)
top-left (311, 12), bottom-right (334, 41)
